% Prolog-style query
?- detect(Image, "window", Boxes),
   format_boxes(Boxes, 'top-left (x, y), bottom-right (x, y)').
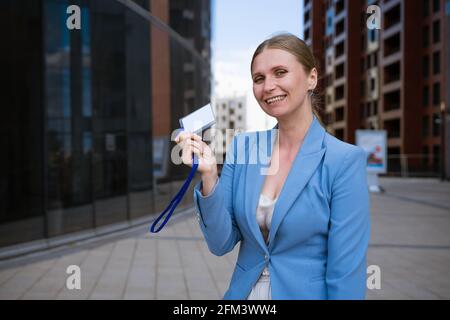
top-left (433, 20), bottom-right (440, 43)
top-left (433, 0), bottom-right (440, 12)
top-left (360, 103), bottom-right (365, 119)
top-left (422, 25), bottom-right (429, 48)
top-left (432, 113), bottom-right (440, 136)
top-left (422, 146), bottom-right (429, 166)
top-left (373, 101), bottom-right (378, 115)
top-left (368, 29), bottom-right (376, 43)
top-left (335, 107), bottom-right (344, 122)
top-left (433, 145), bottom-right (440, 171)
top-left (335, 63), bottom-right (344, 79)
top-left (423, 86), bottom-right (429, 107)
top-left (433, 51), bottom-right (440, 75)
top-left (336, 41), bottom-right (344, 58)
top-left (335, 85), bottom-right (344, 101)
top-left (384, 119), bottom-right (401, 138)
top-left (304, 28), bottom-right (310, 41)
top-left (422, 116), bottom-right (429, 137)
top-left (384, 4), bottom-right (401, 29)
top-left (384, 91), bottom-right (400, 111)
top-left (304, 10), bottom-right (310, 23)
top-left (423, 0), bottom-right (430, 17)
top-left (326, 8), bottom-right (334, 36)
top-left (423, 55), bottom-right (430, 78)
top-left (366, 102), bottom-right (371, 117)
top-left (384, 62), bottom-right (400, 84)
top-left (370, 78), bottom-right (376, 91)
top-left (384, 33), bottom-right (400, 57)
top-left (335, 0), bottom-right (344, 14)
top-left (335, 19), bottom-right (345, 36)
top-left (335, 128), bottom-right (344, 141)
top-left (433, 83), bottom-right (440, 106)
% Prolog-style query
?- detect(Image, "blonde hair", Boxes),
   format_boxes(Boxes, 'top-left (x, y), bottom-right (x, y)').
top-left (251, 33), bottom-right (323, 122)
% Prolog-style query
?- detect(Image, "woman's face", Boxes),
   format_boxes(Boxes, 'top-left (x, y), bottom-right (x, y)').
top-left (251, 48), bottom-right (316, 119)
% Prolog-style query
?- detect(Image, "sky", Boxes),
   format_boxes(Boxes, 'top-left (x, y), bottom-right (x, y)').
top-left (211, 0), bottom-right (304, 131)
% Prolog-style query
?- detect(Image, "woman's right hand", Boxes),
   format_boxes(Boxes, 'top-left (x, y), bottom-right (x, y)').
top-left (175, 132), bottom-right (218, 196)
top-left (175, 132), bottom-right (218, 177)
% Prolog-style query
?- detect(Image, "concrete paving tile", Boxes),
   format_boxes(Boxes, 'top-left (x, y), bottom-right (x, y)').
top-left (0, 177), bottom-right (449, 300)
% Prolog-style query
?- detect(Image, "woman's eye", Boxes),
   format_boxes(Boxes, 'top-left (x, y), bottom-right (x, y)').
top-left (253, 77), bottom-right (263, 83)
top-left (275, 70), bottom-right (286, 76)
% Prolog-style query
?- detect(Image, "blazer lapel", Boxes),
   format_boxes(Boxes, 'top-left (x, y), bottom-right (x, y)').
top-left (268, 116), bottom-right (326, 250)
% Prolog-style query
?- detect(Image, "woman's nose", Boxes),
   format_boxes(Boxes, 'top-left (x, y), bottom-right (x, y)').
top-left (263, 77), bottom-right (276, 92)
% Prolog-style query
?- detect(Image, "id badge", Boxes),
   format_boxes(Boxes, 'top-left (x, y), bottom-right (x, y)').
top-left (179, 103), bottom-right (216, 134)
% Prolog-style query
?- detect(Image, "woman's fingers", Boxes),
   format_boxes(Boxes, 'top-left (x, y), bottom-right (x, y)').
top-left (181, 141), bottom-right (203, 165)
top-left (180, 138), bottom-right (207, 155)
top-left (176, 132), bottom-right (215, 172)
top-left (175, 131), bottom-right (202, 144)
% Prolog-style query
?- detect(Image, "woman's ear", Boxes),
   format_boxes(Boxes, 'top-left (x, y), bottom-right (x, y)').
top-left (308, 68), bottom-right (318, 90)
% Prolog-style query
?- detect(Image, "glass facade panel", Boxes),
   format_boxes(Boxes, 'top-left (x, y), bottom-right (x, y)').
top-left (45, 0), bottom-right (95, 236)
top-left (0, 0), bottom-right (211, 248)
top-left (0, 1), bottom-right (46, 247)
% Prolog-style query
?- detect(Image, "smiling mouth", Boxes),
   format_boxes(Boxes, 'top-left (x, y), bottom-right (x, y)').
top-left (265, 95), bottom-right (287, 105)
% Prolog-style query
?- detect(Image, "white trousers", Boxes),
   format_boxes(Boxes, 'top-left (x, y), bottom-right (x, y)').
top-left (246, 267), bottom-right (272, 300)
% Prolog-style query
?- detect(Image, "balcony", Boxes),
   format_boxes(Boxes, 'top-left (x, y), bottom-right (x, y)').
top-left (335, 0), bottom-right (345, 15)
top-left (335, 41), bottom-right (344, 59)
top-left (335, 84), bottom-right (345, 102)
top-left (335, 62), bottom-right (345, 80)
top-left (384, 3), bottom-right (401, 30)
top-left (384, 118), bottom-right (401, 138)
top-left (335, 19), bottom-right (345, 38)
top-left (384, 33), bottom-right (400, 58)
top-left (384, 90), bottom-right (401, 111)
top-left (383, 62), bottom-right (400, 85)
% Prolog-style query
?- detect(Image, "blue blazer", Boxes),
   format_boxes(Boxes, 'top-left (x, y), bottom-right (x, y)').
top-left (193, 115), bottom-right (370, 300)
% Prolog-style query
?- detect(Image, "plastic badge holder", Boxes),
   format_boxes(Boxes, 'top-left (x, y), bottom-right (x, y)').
top-left (150, 104), bottom-right (216, 233)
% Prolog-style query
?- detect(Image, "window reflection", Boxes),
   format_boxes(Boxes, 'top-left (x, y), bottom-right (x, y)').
top-left (1, 0), bottom-right (211, 248)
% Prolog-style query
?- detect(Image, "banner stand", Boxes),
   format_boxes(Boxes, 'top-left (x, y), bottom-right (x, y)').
top-left (367, 172), bottom-right (384, 193)
top-left (356, 129), bottom-right (387, 194)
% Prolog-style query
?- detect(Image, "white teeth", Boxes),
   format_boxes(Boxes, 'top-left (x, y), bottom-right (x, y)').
top-left (266, 95), bottom-right (286, 104)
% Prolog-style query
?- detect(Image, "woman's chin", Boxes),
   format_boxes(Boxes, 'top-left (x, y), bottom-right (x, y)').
top-left (265, 105), bottom-right (288, 118)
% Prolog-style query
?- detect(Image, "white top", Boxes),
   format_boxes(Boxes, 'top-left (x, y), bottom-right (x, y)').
top-left (247, 193), bottom-right (277, 300)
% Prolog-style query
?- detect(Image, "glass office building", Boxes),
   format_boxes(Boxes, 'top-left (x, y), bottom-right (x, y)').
top-left (0, 0), bottom-right (211, 249)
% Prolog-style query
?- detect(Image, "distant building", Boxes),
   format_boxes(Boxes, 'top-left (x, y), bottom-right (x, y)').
top-left (213, 97), bottom-right (247, 159)
top-left (303, 0), bottom-right (448, 177)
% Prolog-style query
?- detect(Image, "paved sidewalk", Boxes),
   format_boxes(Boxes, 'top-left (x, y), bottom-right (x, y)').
top-left (0, 177), bottom-right (449, 299)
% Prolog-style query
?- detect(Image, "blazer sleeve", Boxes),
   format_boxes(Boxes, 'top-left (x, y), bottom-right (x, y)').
top-left (193, 135), bottom-right (242, 256)
top-left (326, 146), bottom-right (371, 299)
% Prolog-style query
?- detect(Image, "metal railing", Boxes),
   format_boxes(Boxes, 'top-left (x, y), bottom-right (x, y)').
top-left (384, 154), bottom-right (443, 178)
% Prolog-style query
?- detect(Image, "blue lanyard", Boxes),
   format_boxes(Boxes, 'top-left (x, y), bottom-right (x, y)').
top-left (149, 153), bottom-right (198, 233)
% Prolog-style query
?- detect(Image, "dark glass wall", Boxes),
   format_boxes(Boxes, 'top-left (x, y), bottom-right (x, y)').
top-left (0, 0), bottom-right (210, 248)
top-left (44, 0), bottom-right (95, 236)
top-left (0, 0), bottom-right (46, 245)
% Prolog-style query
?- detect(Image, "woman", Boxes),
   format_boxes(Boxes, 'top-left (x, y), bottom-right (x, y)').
top-left (175, 33), bottom-right (370, 300)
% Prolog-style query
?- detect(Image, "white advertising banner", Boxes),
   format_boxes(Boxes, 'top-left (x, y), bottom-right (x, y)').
top-left (356, 130), bottom-right (387, 174)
